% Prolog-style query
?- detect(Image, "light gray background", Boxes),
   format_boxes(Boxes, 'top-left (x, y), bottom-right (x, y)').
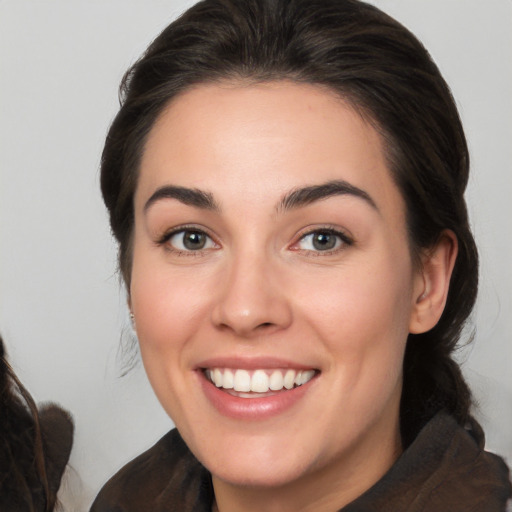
top-left (1, 1), bottom-right (511, 510)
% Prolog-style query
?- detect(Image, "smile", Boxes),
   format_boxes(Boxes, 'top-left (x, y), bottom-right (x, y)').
top-left (204, 368), bottom-right (317, 395)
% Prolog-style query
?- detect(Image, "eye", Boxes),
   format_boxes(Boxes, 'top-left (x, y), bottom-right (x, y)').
top-left (165, 229), bottom-right (216, 252)
top-left (296, 229), bottom-right (351, 252)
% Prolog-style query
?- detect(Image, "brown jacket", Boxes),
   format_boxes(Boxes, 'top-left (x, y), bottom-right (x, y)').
top-left (90, 412), bottom-right (511, 511)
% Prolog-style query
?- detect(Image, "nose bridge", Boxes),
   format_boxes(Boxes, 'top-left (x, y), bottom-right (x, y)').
top-left (211, 243), bottom-right (292, 336)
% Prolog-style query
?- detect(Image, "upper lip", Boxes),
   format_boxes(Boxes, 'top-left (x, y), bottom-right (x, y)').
top-left (195, 356), bottom-right (318, 371)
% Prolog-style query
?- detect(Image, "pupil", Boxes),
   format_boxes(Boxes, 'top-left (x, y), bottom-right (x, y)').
top-left (184, 231), bottom-right (205, 250)
top-left (313, 232), bottom-right (335, 250)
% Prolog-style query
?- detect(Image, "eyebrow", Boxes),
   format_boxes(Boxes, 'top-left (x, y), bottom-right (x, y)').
top-left (278, 179), bottom-right (378, 212)
top-left (144, 179), bottom-right (377, 215)
top-left (144, 185), bottom-right (220, 213)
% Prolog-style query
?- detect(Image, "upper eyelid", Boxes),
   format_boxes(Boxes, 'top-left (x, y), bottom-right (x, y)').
top-left (294, 226), bottom-right (353, 243)
top-left (288, 228), bottom-right (354, 255)
top-left (154, 224), bottom-right (353, 250)
top-left (157, 227), bottom-right (220, 257)
top-left (156, 224), bottom-right (217, 244)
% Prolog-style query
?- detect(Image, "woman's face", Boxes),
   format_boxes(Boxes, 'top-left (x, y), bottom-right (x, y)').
top-left (130, 82), bottom-right (425, 492)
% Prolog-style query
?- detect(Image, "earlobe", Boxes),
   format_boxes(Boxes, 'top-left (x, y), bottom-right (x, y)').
top-left (409, 230), bottom-right (458, 334)
top-left (126, 296), bottom-right (136, 330)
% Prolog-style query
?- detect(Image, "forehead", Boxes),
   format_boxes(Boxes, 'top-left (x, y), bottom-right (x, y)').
top-left (137, 81), bottom-right (404, 220)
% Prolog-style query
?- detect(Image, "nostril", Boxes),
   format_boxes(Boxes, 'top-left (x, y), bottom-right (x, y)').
top-left (211, 292), bottom-right (293, 335)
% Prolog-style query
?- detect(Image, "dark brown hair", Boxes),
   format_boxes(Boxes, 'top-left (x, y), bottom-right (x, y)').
top-left (0, 336), bottom-right (73, 511)
top-left (101, 0), bottom-right (478, 444)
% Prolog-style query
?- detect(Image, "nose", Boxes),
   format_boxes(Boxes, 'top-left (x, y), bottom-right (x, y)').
top-left (211, 251), bottom-right (293, 338)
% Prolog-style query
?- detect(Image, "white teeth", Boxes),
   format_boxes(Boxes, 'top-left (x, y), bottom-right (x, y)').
top-left (206, 367), bottom-right (316, 393)
top-left (295, 370), bottom-right (308, 386)
top-left (302, 369), bottom-right (315, 384)
top-left (269, 370), bottom-right (284, 391)
top-left (250, 370), bottom-right (269, 392)
top-left (284, 369), bottom-right (296, 390)
top-left (223, 369), bottom-right (234, 389)
top-left (295, 369), bottom-right (315, 386)
top-left (213, 368), bottom-right (223, 387)
top-left (233, 369), bottom-right (251, 392)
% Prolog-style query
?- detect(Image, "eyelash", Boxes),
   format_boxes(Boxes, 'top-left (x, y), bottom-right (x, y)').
top-left (156, 225), bottom-right (218, 256)
top-left (156, 225), bottom-right (353, 256)
top-left (292, 227), bottom-right (354, 256)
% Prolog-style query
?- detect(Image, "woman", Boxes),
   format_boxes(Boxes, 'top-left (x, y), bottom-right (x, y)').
top-left (90, 0), bottom-right (511, 510)
top-left (0, 335), bottom-right (73, 512)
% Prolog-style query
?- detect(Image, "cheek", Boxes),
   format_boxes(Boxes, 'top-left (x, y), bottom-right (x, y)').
top-left (293, 253), bottom-right (414, 389)
top-left (128, 257), bottom-right (212, 418)
top-left (299, 261), bottom-right (412, 338)
top-left (128, 250), bottom-right (213, 384)
top-left (131, 245), bottom-right (211, 333)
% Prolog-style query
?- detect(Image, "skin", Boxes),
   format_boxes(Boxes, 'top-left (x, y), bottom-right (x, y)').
top-left (130, 82), bottom-right (456, 512)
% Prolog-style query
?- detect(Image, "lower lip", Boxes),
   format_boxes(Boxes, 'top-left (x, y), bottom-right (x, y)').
top-left (198, 371), bottom-right (316, 420)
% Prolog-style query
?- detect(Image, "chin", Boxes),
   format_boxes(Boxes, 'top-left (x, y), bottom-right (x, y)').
top-left (184, 426), bottom-right (326, 489)
top-left (208, 454), bottom-right (313, 489)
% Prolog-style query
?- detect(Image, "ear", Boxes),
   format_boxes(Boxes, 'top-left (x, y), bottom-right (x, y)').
top-left (409, 230), bottom-right (458, 334)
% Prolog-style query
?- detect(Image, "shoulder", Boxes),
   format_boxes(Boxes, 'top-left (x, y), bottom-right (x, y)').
top-left (39, 403), bottom-right (74, 497)
top-left (90, 429), bottom-right (211, 512)
top-left (434, 414), bottom-right (512, 511)
top-left (403, 413), bottom-right (512, 511)
top-left (344, 412), bottom-right (511, 512)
